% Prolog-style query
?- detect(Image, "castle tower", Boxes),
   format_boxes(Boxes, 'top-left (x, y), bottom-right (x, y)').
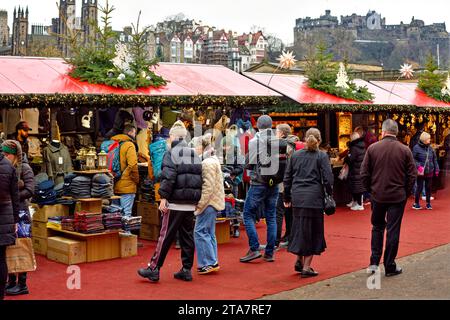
top-left (58, 0), bottom-right (76, 56)
top-left (12, 6), bottom-right (29, 56)
top-left (81, 0), bottom-right (98, 45)
top-left (0, 10), bottom-right (9, 47)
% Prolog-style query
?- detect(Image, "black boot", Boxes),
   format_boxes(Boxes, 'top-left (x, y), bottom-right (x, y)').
top-left (137, 266), bottom-right (160, 282)
top-left (5, 274), bottom-right (16, 291)
top-left (174, 268), bottom-right (192, 281)
top-left (6, 273), bottom-right (29, 296)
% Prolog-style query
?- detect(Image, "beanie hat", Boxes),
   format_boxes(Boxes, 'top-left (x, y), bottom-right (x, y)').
top-left (169, 120), bottom-right (188, 138)
top-left (257, 115), bottom-right (273, 130)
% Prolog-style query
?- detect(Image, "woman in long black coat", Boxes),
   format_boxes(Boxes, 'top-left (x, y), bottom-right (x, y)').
top-left (0, 147), bottom-right (20, 300)
top-left (346, 132), bottom-right (366, 211)
top-left (2, 140), bottom-right (34, 296)
top-left (284, 128), bottom-right (333, 278)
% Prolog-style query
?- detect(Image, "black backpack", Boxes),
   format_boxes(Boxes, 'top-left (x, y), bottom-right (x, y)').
top-left (257, 136), bottom-right (288, 187)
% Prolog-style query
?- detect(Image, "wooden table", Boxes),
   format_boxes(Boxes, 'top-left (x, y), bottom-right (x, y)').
top-left (48, 227), bottom-right (121, 263)
top-left (216, 218), bottom-right (232, 244)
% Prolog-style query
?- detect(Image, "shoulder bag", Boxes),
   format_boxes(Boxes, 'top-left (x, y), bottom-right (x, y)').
top-left (317, 152), bottom-right (336, 216)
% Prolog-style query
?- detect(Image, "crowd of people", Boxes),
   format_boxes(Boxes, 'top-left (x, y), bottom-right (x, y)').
top-left (0, 113), bottom-right (443, 298)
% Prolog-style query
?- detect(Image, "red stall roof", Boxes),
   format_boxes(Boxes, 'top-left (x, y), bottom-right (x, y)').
top-left (244, 73), bottom-right (411, 105)
top-left (0, 56), bottom-right (281, 97)
top-left (370, 81), bottom-right (450, 108)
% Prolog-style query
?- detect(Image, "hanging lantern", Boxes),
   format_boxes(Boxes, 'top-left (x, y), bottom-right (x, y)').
top-left (98, 150), bottom-right (108, 170)
top-left (86, 148), bottom-right (97, 170)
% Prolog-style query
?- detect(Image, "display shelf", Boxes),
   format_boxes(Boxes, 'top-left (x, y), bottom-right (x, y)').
top-left (47, 226), bottom-right (121, 238)
top-left (47, 227), bottom-right (121, 262)
top-left (73, 169), bottom-right (110, 174)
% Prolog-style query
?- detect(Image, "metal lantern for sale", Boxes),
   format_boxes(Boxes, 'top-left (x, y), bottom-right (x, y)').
top-left (86, 148), bottom-right (97, 170)
top-left (98, 150), bottom-right (108, 169)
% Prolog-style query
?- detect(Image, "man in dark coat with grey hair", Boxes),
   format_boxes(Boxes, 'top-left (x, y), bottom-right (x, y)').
top-left (361, 119), bottom-right (417, 277)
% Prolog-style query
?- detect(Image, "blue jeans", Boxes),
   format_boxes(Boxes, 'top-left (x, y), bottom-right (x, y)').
top-left (114, 194), bottom-right (136, 217)
top-left (194, 206), bottom-right (218, 268)
top-left (243, 185), bottom-right (279, 256)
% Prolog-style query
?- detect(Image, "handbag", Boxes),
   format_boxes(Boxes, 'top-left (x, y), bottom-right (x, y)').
top-left (338, 163), bottom-right (349, 180)
top-left (6, 238), bottom-right (37, 273)
top-left (417, 149), bottom-right (430, 176)
top-left (317, 153), bottom-right (336, 216)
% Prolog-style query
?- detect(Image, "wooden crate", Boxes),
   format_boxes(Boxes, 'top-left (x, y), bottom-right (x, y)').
top-left (32, 204), bottom-right (69, 223)
top-left (32, 236), bottom-right (47, 256)
top-left (47, 227), bottom-right (122, 263)
top-left (32, 221), bottom-right (54, 238)
top-left (215, 219), bottom-right (231, 244)
top-left (139, 224), bottom-right (160, 241)
top-left (120, 233), bottom-right (138, 258)
top-left (137, 201), bottom-right (160, 225)
top-left (47, 236), bottom-right (87, 265)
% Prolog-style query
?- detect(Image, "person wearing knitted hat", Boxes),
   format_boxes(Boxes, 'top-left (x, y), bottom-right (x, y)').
top-left (1, 140), bottom-right (35, 296)
top-left (0, 141), bottom-right (21, 300)
top-left (240, 114), bottom-right (282, 263)
top-left (138, 120), bottom-right (202, 282)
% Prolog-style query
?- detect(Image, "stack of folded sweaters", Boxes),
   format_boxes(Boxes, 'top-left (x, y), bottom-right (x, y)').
top-left (140, 179), bottom-right (155, 203)
top-left (75, 211), bottom-right (105, 234)
top-left (61, 218), bottom-right (76, 232)
top-left (102, 213), bottom-right (123, 230)
top-left (121, 216), bottom-right (142, 233)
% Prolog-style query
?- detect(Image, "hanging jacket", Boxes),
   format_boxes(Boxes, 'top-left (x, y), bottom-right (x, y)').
top-left (412, 141), bottom-right (439, 177)
top-left (43, 142), bottom-right (73, 186)
top-left (111, 134), bottom-right (139, 194)
top-left (0, 153), bottom-right (20, 247)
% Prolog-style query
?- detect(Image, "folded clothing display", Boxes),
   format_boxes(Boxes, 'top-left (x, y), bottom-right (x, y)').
top-left (61, 217), bottom-right (76, 232)
top-left (74, 211), bottom-right (105, 234)
top-left (47, 216), bottom-right (65, 230)
top-left (122, 216), bottom-right (142, 232)
top-left (33, 179), bottom-right (57, 205)
top-left (140, 179), bottom-right (155, 203)
top-left (102, 213), bottom-right (123, 230)
top-left (91, 173), bottom-right (114, 198)
top-left (63, 173), bottom-right (77, 197)
top-left (70, 176), bottom-right (92, 199)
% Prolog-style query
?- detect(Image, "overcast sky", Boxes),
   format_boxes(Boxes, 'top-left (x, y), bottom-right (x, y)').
top-left (2, 0), bottom-right (450, 44)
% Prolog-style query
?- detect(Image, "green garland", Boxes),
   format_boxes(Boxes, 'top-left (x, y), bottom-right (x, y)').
top-left (64, 2), bottom-right (167, 90)
top-left (418, 55), bottom-right (450, 103)
top-left (0, 94), bottom-right (282, 109)
top-left (268, 102), bottom-right (450, 115)
top-left (305, 44), bottom-right (374, 102)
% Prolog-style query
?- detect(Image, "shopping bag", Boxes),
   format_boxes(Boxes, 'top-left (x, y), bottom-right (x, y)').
top-left (6, 238), bottom-right (37, 273)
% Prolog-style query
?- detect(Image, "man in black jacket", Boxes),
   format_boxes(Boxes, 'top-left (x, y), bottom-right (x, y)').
top-left (138, 121), bottom-right (202, 282)
top-left (361, 119), bottom-right (417, 277)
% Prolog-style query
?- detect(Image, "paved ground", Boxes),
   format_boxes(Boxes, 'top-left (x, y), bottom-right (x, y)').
top-left (261, 244), bottom-right (450, 300)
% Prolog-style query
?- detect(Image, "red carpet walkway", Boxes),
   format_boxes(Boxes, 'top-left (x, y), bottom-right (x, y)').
top-left (7, 195), bottom-right (450, 300)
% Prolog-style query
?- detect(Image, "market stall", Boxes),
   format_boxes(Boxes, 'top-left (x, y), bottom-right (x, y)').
top-left (0, 56), bottom-right (283, 261)
top-left (244, 72), bottom-right (450, 203)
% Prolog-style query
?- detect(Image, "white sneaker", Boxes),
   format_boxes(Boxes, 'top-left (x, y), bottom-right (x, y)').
top-left (347, 201), bottom-right (355, 208)
top-left (351, 204), bottom-right (365, 211)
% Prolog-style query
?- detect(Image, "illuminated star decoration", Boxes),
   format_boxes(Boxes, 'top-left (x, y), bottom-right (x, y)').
top-left (399, 63), bottom-right (414, 79)
top-left (277, 51), bottom-right (297, 70)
